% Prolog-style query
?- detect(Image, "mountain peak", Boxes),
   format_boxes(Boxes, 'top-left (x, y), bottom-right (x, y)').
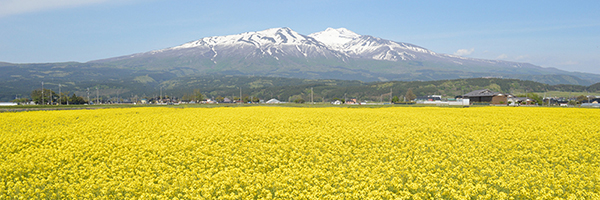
top-left (324, 27), bottom-right (360, 36)
top-left (257, 27), bottom-right (293, 35)
top-left (309, 27), bottom-right (361, 49)
top-left (172, 27), bottom-right (314, 50)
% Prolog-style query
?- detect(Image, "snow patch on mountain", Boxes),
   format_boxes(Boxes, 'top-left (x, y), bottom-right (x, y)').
top-left (172, 27), bottom-right (321, 50)
top-left (308, 28), bottom-right (360, 50)
top-left (308, 28), bottom-right (437, 61)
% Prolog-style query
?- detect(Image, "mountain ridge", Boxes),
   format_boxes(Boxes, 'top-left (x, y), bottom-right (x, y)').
top-left (88, 27), bottom-right (599, 85)
top-left (1, 27), bottom-right (599, 90)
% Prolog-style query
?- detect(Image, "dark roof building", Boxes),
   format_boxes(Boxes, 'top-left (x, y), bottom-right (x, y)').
top-left (463, 89), bottom-right (507, 104)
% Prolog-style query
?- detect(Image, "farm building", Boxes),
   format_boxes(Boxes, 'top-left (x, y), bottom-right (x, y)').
top-left (463, 89), bottom-right (508, 104)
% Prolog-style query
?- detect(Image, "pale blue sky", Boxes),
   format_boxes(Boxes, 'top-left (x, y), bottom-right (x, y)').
top-left (1, 0), bottom-right (599, 74)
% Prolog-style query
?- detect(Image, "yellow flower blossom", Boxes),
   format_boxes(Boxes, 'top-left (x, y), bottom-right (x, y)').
top-left (0, 107), bottom-right (599, 199)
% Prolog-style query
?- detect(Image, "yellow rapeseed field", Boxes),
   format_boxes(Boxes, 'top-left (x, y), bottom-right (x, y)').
top-left (1, 106), bottom-right (599, 199)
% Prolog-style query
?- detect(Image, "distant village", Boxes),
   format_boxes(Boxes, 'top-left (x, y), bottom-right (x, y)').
top-left (415, 89), bottom-right (599, 107)
top-left (2, 88), bottom-right (599, 108)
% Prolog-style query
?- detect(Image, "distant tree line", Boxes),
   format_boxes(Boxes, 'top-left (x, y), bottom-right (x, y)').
top-left (5, 76), bottom-right (600, 104)
top-left (27, 89), bottom-right (87, 105)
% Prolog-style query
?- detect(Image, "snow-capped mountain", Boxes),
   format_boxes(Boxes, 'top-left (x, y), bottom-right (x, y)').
top-left (309, 28), bottom-right (435, 61)
top-left (308, 28), bottom-right (360, 51)
top-left (90, 27), bottom-right (599, 84)
top-left (167, 27), bottom-right (346, 61)
top-left (99, 27), bottom-right (347, 68)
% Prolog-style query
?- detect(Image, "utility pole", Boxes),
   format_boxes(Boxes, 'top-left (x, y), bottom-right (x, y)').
top-left (96, 87), bottom-right (99, 105)
top-left (160, 87), bottom-right (162, 104)
top-left (543, 92), bottom-right (546, 106)
top-left (587, 90), bottom-right (590, 104)
top-left (311, 87), bottom-right (313, 104)
top-left (390, 88), bottom-right (393, 103)
top-left (58, 83), bottom-right (61, 105)
top-left (87, 88), bottom-right (90, 104)
top-left (41, 82), bottom-right (44, 105)
top-left (240, 87), bottom-right (242, 104)
top-left (526, 89), bottom-right (529, 105)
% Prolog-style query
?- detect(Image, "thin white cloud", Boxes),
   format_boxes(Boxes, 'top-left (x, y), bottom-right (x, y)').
top-left (453, 48), bottom-right (474, 56)
top-left (0, 0), bottom-right (111, 17)
top-left (496, 54), bottom-right (508, 59)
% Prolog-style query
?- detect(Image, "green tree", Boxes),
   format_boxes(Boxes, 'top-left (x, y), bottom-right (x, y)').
top-left (517, 93), bottom-right (542, 104)
top-left (193, 89), bottom-right (204, 102)
top-left (58, 92), bottom-right (70, 105)
top-left (293, 98), bottom-right (305, 103)
top-left (11, 98), bottom-right (30, 103)
top-left (69, 94), bottom-right (87, 104)
top-left (576, 95), bottom-right (588, 103)
top-left (181, 93), bottom-right (192, 101)
top-left (391, 96), bottom-right (400, 103)
top-left (405, 89), bottom-right (416, 101)
top-left (242, 95), bottom-right (251, 103)
top-left (31, 89), bottom-right (57, 105)
top-left (332, 97), bottom-right (345, 103)
top-left (527, 92), bottom-right (542, 104)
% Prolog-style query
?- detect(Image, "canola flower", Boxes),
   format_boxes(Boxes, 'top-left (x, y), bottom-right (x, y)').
top-left (1, 106), bottom-right (599, 199)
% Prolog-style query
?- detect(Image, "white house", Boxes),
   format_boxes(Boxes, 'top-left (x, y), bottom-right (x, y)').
top-left (265, 99), bottom-right (282, 104)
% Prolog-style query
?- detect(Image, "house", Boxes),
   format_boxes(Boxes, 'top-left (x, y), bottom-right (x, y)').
top-left (205, 99), bottom-right (218, 104)
top-left (515, 97), bottom-right (534, 105)
top-left (543, 97), bottom-right (569, 106)
top-left (463, 89), bottom-right (507, 104)
top-left (581, 98), bottom-right (600, 104)
top-left (415, 95), bottom-right (442, 102)
top-left (581, 98), bottom-right (600, 107)
top-left (223, 97), bottom-right (232, 103)
top-left (265, 99), bottom-right (282, 104)
top-left (415, 95), bottom-right (469, 106)
top-left (331, 100), bottom-right (342, 105)
top-left (345, 99), bottom-right (358, 105)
